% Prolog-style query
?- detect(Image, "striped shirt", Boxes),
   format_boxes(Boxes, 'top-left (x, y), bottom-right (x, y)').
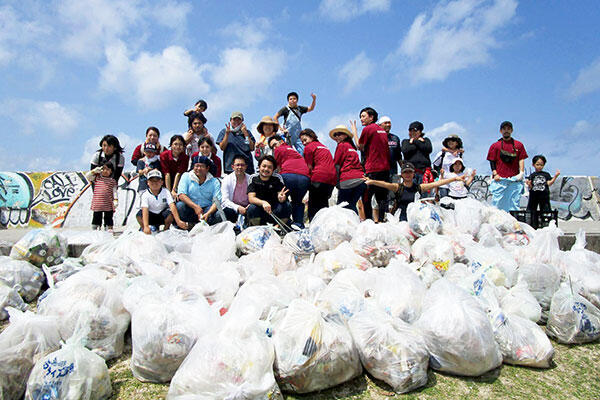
top-left (90, 176), bottom-right (117, 211)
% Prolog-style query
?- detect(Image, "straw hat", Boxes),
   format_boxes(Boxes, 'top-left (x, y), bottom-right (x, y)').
top-left (329, 124), bottom-right (354, 141)
top-left (256, 116), bottom-right (279, 134)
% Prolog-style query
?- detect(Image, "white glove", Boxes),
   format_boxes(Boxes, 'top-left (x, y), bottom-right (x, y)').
top-left (514, 171), bottom-right (524, 181)
top-left (93, 166), bottom-right (103, 174)
top-left (113, 199), bottom-right (119, 209)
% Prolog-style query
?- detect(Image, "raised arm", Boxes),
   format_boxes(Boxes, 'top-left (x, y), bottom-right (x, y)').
top-left (548, 170), bottom-right (560, 187)
top-left (307, 93), bottom-right (316, 112)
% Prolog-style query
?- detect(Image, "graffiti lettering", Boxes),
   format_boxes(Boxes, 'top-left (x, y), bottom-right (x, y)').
top-left (32, 172), bottom-right (88, 206)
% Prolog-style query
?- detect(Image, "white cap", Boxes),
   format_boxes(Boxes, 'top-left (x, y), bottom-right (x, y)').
top-left (378, 116), bottom-right (391, 124)
top-left (147, 169), bottom-right (163, 179)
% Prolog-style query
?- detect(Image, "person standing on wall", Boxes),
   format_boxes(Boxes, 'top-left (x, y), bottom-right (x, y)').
top-left (331, 124), bottom-right (366, 215)
top-left (401, 121), bottom-right (433, 191)
top-left (217, 111), bottom-right (256, 175)
top-left (432, 134), bottom-right (464, 198)
top-left (353, 107), bottom-right (390, 222)
top-left (486, 121), bottom-right (528, 211)
top-left (273, 92), bottom-right (316, 155)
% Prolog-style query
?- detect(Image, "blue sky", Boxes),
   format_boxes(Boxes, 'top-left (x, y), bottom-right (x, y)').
top-left (1, 0), bottom-right (599, 175)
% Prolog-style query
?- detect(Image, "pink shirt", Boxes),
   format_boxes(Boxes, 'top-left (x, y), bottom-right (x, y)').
top-left (232, 177), bottom-right (249, 207)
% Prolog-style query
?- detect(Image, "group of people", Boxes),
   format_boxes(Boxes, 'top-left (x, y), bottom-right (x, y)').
top-left (87, 93), bottom-right (560, 233)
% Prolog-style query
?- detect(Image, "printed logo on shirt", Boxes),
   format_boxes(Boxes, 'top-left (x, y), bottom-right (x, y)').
top-left (388, 141), bottom-right (398, 147)
top-left (162, 198), bottom-right (167, 203)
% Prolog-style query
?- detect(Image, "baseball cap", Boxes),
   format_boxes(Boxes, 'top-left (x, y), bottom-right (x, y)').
top-left (147, 169), bottom-right (162, 180)
top-left (230, 111), bottom-right (244, 120)
top-left (378, 116), bottom-right (391, 124)
top-left (144, 143), bottom-right (158, 152)
top-left (401, 162), bottom-right (415, 173)
top-left (408, 121), bottom-right (424, 132)
top-left (500, 121), bottom-right (513, 130)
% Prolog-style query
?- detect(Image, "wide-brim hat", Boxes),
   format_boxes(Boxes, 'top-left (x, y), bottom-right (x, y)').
top-left (257, 116), bottom-right (279, 134)
top-left (451, 158), bottom-right (466, 172)
top-left (442, 134), bottom-right (463, 149)
top-left (329, 125), bottom-right (353, 140)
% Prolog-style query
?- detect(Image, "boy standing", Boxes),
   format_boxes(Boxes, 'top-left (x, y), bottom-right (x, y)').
top-left (274, 92), bottom-right (316, 155)
top-left (526, 155), bottom-right (560, 229)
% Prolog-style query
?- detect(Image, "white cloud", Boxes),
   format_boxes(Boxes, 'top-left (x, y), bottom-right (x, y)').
top-left (339, 52), bottom-right (374, 93)
top-left (221, 18), bottom-right (270, 47)
top-left (427, 121), bottom-right (468, 143)
top-left (390, 0), bottom-right (517, 83)
top-left (0, 99), bottom-right (79, 137)
top-left (319, 0), bottom-right (391, 22)
top-left (0, 5), bottom-right (52, 67)
top-left (99, 42), bottom-right (210, 110)
top-left (566, 57), bottom-right (600, 100)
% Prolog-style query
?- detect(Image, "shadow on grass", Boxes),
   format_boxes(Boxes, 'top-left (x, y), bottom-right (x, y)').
top-left (283, 374), bottom-right (368, 399)
top-left (434, 364), bottom-right (502, 384)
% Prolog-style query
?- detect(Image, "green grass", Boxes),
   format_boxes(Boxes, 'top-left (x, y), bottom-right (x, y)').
top-left (105, 339), bottom-right (600, 400)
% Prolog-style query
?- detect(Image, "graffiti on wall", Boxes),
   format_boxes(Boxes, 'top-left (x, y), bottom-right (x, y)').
top-left (1, 171), bottom-right (599, 228)
top-left (0, 171), bottom-right (142, 229)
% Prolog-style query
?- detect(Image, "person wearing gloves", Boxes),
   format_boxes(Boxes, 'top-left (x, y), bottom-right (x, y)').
top-left (432, 134), bottom-right (465, 198)
top-left (136, 142), bottom-right (162, 193)
top-left (246, 155), bottom-right (292, 227)
top-left (86, 163), bottom-right (118, 231)
top-left (269, 135), bottom-right (310, 229)
top-left (486, 121), bottom-right (528, 211)
top-left (221, 155), bottom-right (251, 224)
top-left (364, 162), bottom-right (466, 222)
top-left (136, 170), bottom-right (187, 234)
top-left (217, 111), bottom-right (256, 175)
top-left (176, 155), bottom-right (223, 226)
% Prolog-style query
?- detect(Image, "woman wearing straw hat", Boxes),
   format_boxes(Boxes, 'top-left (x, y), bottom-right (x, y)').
top-left (330, 124), bottom-right (366, 215)
top-left (432, 133), bottom-right (464, 198)
top-left (254, 116), bottom-right (281, 160)
top-left (300, 128), bottom-right (336, 221)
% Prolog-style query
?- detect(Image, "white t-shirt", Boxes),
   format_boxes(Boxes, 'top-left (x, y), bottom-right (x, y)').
top-left (446, 171), bottom-right (468, 198)
top-left (140, 187), bottom-right (174, 214)
top-left (433, 151), bottom-right (462, 188)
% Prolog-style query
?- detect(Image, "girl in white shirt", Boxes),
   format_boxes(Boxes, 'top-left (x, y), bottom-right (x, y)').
top-left (444, 158), bottom-right (476, 199)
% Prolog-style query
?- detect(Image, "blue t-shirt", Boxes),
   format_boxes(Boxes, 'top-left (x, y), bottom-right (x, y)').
top-left (216, 128), bottom-right (255, 174)
top-left (136, 158), bottom-right (162, 192)
top-left (177, 171), bottom-right (222, 209)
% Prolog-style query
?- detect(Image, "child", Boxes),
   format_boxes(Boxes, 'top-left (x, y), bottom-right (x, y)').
top-left (136, 142), bottom-right (162, 192)
top-left (526, 155), bottom-right (560, 228)
top-left (136, 170), bottom-right (187, 234)
top-left (444, 158), bottom-right (476, 200)
top-left (86, 162), bottom-right (118, 231)
top-left (183, 99), bottom-right (207, 116)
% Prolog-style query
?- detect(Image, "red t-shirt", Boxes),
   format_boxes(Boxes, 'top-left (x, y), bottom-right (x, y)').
top-left (191, 152), bottom-right (222, 177)
top-left (358, 123), bottom-right (390, 173)
top-left (274, 144), bottom-right (310, 176)
top-left (303, 141), bottom-right (336, 186)
top-left (487, 138), bottom-right (528, 178)
top-left (333, 141), bottom-right (364, 182)
top-left (160, 150), bottom-right (189, 177)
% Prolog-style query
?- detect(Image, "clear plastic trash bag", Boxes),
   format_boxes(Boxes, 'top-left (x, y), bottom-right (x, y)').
top-left (315, 276), bottom-right (366, 322)
top-left (476, 223), bottom-right (503, 247)
top-left (489, 310), bottom-right (554, 368)
top-left (37, 268), bottom-right (130, 360)
top-left (309, 241), bottom-right (372, 283)
top-left (238, 238), bottom-right (297, 278)
top-left (25, 322), bottom-right (112, 400)
top-left (60, 229), bottom-right (113, 246)
top-left (277, 269), bottom-right (326, 305)
top-left (416, 279), bottom-right (502, 376)
top-left (369, 261), bottom-right (427, 323)
top-left (0, 281), bottom-right (27, 320)
top-left (0, 256), bottom-right (44, 301)
top-left (464, 244), bottom-right (518, 288)
top-left (0, 308), bottom-right (61, 400)
top-left (448, 197), bottom-right (486, 237)
top-left (236, 225), bottom-right (279, 255)
top-left (309, 204), bottom-right (360, 253)
top-left (499, 280), bottom-right (542, 323)
top-left (81, 230), bottom-right (168, 266)
top-left (407, 200), bottom-right (442, 237)
top-left (167, 319), bottom-right (283, 400)
top-left (546, 282), bottom-right (600, 344)
top-left (271, 299), bottom-right (362, 393)
top-left (411, 233), bottom-right (454, 274)
top-left (43, 257), bottom-right (84, 287)
top-left (518, 263), bottom-right (562, 321)
top-left (348, 304), bottom-right (429, 393)
top-left (282, 228), bottom-right (315, 259)
top-left (351, 220), bottom-right (410, 267)
top-left (123, 278), bottom-right (217, 383)
top-left (155, 226), bottom-right (194, 253)
top-left (10, 228), bottom-right (68, 268)
top-left (191, 222), bottom-right (238, 266)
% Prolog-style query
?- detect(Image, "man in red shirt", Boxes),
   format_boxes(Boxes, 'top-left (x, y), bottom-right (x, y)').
top-left (486, 121), bottom-right (528, 211)
top-left (354, 107), bottom-right (390, 221)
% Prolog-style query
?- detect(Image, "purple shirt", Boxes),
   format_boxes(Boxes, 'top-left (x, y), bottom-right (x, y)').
top-left (232, 177), bottom-right (249, 207)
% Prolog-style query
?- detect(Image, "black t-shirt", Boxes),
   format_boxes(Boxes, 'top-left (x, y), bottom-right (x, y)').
top-left (395, 183), bottom-right (422, 221)
top-left (528, 171), bottom-right (552, 194)
top-left (247, 174), bottom-right (284, 207)
top-left (388, 133), bottom-right (403, 175)
top-left (277, 106), bottom-right (308, 123)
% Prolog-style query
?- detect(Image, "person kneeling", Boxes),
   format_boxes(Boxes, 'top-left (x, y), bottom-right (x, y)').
top-left (247, 155), bottom-right (292, 226)
top-left (176, 155), bottom-right (223, 226)
top-left (137, 170), bottom-right (187, 234)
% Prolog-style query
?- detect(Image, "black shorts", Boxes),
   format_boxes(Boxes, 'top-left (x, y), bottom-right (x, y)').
top-left (136, 208), bottom-right (172, 226)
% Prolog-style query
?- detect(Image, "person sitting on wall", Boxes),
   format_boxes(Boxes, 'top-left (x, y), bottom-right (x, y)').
top-left (486, 121), bottom-right (528, 211)
top-left (160, 134), bottom-right (189, 199)
top-left (217, 111), bottom-right (256, 175)
top-left (176, 155), bottom-right (223, 226)
top-left (131, 126), bottom-right (164, 166)
top-left (190, 136), bottom-right (222, 177)
top-left (137, 170), bottom-right (187, 234)
top-left (136, 143), bottom-right (162, 193)
top-left (246, 155), bottom-right (292, 226)
top-left (221, 154), bottom-right (251, 224)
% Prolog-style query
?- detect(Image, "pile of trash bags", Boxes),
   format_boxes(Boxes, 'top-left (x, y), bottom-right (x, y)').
top-left (1, 200), bottom-right (599, 397)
